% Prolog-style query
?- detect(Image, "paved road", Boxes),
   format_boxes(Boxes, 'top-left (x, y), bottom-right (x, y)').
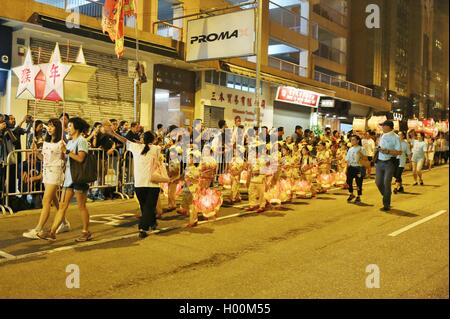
top-left (0, 166), bottom-right (448, 298)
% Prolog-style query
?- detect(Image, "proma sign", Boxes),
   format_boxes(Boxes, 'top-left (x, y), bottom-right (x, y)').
top-left (186, 9), bottom-right (256, 62)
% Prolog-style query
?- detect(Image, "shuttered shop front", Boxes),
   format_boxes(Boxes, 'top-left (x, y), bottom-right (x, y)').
top-left (28, 38), bottom-right (135, 123)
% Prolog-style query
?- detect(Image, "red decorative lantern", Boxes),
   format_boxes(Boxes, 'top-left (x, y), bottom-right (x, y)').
top-left (218, 173), bottom-right (232, 189)
top-left (34, 70), bottom-right (46, 100)
top-left (193, 188), bottom-right (223, 218)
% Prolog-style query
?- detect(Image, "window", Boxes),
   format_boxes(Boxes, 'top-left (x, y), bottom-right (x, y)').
top-left (248, 78), bottom-right (256, 93)
top-left (227, 73), bottom-right (235, 89)
top-left (219, 72), bottom-right (227, 87)
top-left (212, 71), bottom-right (220, 85)
top-left (234, 75), bottom-right (242, 91)
top-left (241, 77), bottom-right (249, 92)
top-left (205, 71), bottom-right (212, 83)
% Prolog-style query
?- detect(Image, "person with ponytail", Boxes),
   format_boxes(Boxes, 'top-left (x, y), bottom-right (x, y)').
top-left (345, 135), bottom-right (366, 204)
top-left (107, 128), bottom-right (162, 238)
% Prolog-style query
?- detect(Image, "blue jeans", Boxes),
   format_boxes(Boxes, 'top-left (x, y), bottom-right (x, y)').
top-left (375, 160), bottom-right (396, 208)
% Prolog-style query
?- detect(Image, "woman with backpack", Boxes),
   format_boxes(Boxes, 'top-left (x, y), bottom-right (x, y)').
top-left (38, 117), bottom-right (92, 242)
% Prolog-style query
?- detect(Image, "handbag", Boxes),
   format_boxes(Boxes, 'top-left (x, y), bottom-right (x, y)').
top-left (150, 158), bottom-right (170, 184)
top-left (70, 143), bottom-right (98, 184)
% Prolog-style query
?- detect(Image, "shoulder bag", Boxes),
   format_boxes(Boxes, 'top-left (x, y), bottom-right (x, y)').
top-left (70, 143), bottom-right (98, 184)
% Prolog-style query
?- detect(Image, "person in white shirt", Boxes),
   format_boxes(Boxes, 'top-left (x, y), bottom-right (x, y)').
top-left (23, 118), bottom-right (71, 239)
top-left (408, 131), bottom-right (427, 185)
top-left (361, 131), bottom-right (376, 178)
top-left (425, 136), bottom-right (435, 170)
top-left (375, 121), bottom-right (402, 211)
top-left (109, 130), bottom-right (162, 238)
top-left (393, 131), bottom-right (411, 194)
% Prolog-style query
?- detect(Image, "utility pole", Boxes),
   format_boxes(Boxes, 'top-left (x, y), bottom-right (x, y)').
top-left (255, 0), bottom-right (263, 127)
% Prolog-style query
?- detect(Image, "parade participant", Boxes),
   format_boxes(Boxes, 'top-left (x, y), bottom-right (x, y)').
top-left (409, 131), bottom-right (427, 186)
top-left (425, 136), bottom-right (435, 170)
top-left (228, 145), bottom-right (245, 203)
top-left (23, 118), bottom-right (70, 239)
top-left (393, 131), bottom-right (411, 194)
top-left (165, 146), bottom-right (181, 212)
top-left (362, 131), bottom-right (376, 178)
top-left (245, 141), bottom-right (266, 213)
top-left (38, 117), bottom-right (92, 242)
top-left (177, 150), bottom-right (201, 225)
top-left (345, 135), bottom-right (366, 203)
top-left (336, 141), bottom-right (348, 174)
top-left (316, 141), bottom-right (331, 174)
top-left (298, 145), bottom-right (316, 195)
top-left (375, 121), bottom-right (401, 212)
top-left (109, 129), bottom-right (164, 238)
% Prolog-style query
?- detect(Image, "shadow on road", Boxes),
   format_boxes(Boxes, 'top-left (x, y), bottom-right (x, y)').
top-left (384, 209), bottom-right (419, 218)
top-left (315, 196), bottom-right (337, 201)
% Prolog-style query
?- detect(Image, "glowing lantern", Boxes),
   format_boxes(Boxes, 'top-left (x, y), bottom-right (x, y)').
top-left (265, 185), bottom-right (282, 205)
top-left (408, 119), bottom-right (419, 130)
top-left (218, 173), bottom-right (232, 189)
top-left (293, 180), bottom-right (312, 198)
top-left (193, 188), bottom-right (223, 218)
top-left (240, 170), bottom-right (249, 184)
top-left (334, 171), bottom-right (347, 186)
top-left (279, 178), bottom-right (292, 196)
top-left (317, 173), bottom-right (335, 189)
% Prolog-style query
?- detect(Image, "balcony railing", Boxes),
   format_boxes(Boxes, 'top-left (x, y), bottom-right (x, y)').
top-left (314, 42), bottom-right (346, 65)
top-left (314, 70), bottom-right (373, 96)
top-left (269, 1), bottom-right (317, 39)
top-left (269, 56), bottom-right (308, 78)
top-left (33, 0), bottom-right (139, 27)
top-left (153, 21), bottom-right (183, 42)
top-left (312, 2), bottom-right (347, 27)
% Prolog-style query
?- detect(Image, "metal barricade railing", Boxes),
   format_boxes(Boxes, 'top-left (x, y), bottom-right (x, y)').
top-left (0, 148), bottom-right (125, 215)
top-left (88, 148), bottom-right (125, 200)
top-left (121, 150), bottom-right (134, 199)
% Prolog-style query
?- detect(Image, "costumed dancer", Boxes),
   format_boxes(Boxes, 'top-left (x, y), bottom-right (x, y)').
top-left (165, 145), bottom-right (182, 212)
top-left (245, 140), bottom-right (266, 213)
top-left (228, 145), bottom-right (245, 203)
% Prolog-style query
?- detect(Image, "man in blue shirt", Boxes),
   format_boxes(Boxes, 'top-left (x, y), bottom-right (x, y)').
top-left (375, 120), bottom-right (402, 211)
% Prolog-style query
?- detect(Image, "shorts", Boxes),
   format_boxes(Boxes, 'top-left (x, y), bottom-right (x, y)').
top-left (64, 183), bottom-right (90, 193)
top-left (412, 158), bottom-right (424, 171)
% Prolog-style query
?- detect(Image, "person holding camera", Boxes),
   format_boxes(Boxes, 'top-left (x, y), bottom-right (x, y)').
top-left (375, 121), bottom-right (402, 212)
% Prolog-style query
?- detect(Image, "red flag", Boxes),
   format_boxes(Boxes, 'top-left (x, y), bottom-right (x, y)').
top-left (102, 0), bottom-right (136, 58)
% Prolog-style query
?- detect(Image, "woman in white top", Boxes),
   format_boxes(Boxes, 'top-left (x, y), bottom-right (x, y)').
top-left (361, 131), bottom-right (376, 178)
top-left (425, 136), bottom-right (435, 170)
top-left (109, 129), bottom-right (162, 238)
top-left (23, 118), bottom-right (70, 239)
top-left (408, 131), bottom-right (427, 185)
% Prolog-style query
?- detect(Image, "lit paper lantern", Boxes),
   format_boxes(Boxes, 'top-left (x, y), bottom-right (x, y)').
top-left (279, 178), bottom-right (292, 196)
top-left (160, 181), bottom-right (183, 198)
top-left (393, 120), bottom-right (400, 131)
top-left (408, 119), bottom-right (419, 130)
top-left (353, 118), bottom-right (366, 132)
top-left (193, 188), bottom-right (223, 218)
top-left (218, 173), bottom-right (232, 189)
top-left (293, 180), bottom-right (312, 198)
top-left (265, 185), bottom-right (282, 205)
top-left (423, 127), bottom-right (438, 138)
top-left (317, 173), bottom-right (335, 189)
top-left (240, 170), bottom-right (249, 184)
top-left (334, 171), bottom-right (347, 186)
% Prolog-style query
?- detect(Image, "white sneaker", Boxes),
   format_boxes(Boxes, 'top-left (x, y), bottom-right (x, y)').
top-left (56, 221), bottom-right (71, 234)
top-left (23, 228), bottom-right (40, 239)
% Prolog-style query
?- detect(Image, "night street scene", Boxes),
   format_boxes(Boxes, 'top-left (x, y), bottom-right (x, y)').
top-left (0, 0), bottom-right (448, 305)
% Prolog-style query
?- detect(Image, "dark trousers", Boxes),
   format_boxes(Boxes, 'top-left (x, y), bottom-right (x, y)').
top-left (394, 166), bottom-right (405, 184)
top-left (375, 160), bottom-right (396, 208)
top-left (346, 166), bottom-right (363, 196)
top-left (135, 187), bottom-right (160, 231)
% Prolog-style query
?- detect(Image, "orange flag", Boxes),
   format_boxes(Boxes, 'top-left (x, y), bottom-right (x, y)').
top-left (102, 0), bottom-right (136, 58)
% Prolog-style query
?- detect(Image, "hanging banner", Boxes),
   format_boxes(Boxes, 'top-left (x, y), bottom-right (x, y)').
top-left (186, 9), bottom-right (256, 62)
top-left (275, 86), bottom-right (321, 108)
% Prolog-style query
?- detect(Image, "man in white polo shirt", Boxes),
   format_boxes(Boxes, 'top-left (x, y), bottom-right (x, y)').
top-left (375, 120), bottom-right (402, 211)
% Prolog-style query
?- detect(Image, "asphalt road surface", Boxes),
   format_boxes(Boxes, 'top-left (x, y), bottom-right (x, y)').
top-left (0, 165), bottom-right (448, 298)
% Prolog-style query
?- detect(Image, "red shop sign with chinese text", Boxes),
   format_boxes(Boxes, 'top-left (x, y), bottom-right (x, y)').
top-left (275, 86), bottom-right (321, 108)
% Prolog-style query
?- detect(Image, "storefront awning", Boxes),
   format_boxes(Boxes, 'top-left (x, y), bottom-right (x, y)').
top-left (221, 63), bottom-right (336, 97)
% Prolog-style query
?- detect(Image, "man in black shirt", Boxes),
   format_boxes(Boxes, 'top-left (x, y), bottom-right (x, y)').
top-left (125, 122), bottom-right (141, 142)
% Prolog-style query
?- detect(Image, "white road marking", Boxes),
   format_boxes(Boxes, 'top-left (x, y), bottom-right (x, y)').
top-left (0, 250), bottom-right (15, 260)
top-left (388, 210), bottom-right (447, 237)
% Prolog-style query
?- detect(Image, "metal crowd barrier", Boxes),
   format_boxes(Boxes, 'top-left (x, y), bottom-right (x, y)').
top-left (121, 150), bottom-right (134, 199)
top-left (0, 148), bottom-right (125, 215)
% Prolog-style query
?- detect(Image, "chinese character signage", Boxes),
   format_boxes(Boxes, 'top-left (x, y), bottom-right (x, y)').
top-left (275, 86), bottom-right (321, 108)
top-left (12, 44), bottom-right (96, 103)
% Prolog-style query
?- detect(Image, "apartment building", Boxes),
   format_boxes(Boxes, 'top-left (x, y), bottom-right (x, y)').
top-left (348, 0), bottom-right (449, 122)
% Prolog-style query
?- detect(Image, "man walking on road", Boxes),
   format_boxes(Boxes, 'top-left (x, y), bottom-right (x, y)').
top-left (375, 120), bottom-right (402, 211)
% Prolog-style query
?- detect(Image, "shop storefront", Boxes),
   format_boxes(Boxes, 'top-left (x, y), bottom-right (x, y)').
top-left (153, 64), bottom-right (195, 129)
top-left (197, 70), bottom-right (273, 128)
